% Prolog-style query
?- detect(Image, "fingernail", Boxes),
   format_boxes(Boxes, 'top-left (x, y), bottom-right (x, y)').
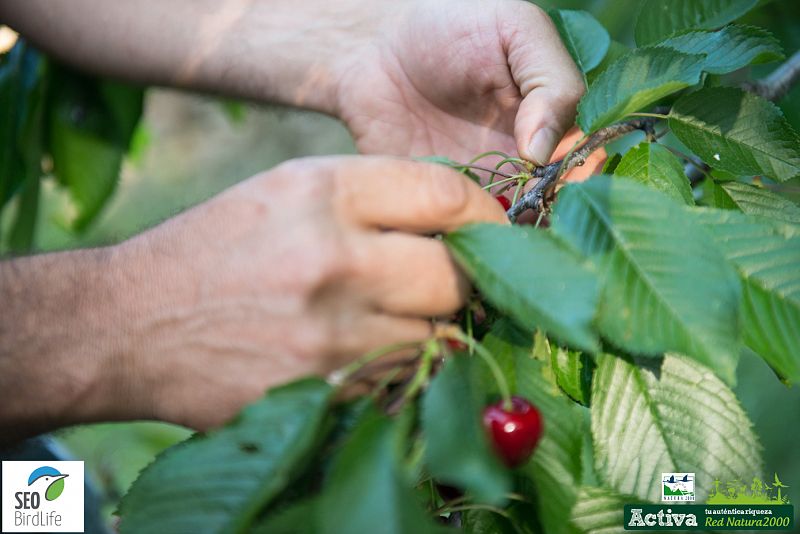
top-left (528, 128), bottom-right (559, 165)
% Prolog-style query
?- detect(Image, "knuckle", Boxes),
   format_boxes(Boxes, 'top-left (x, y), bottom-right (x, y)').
top-left (298, 230), bottom-right (350, 291)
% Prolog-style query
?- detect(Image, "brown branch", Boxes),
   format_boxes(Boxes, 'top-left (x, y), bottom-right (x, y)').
top-left (506, 118), bottom-right (656, 222)
top-left (742, 49), bottom-right (800, 102)
top-left (505, 52), bottom-right (800, 221)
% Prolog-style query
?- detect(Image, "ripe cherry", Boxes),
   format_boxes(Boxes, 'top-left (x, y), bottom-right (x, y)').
top-left (482, 396), bottom-right (543, 468)
top-left (495, 195), bottom-right (512, 210)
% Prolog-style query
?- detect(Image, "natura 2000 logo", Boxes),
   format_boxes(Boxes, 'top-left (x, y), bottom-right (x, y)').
top-left (662, 472), bottom-right (695, 502)
top-left (1, 460), bottom-right (84, 533)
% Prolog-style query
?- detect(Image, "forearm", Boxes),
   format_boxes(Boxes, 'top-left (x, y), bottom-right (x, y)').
top-left (0, 0), bottom-right (387, 115)
top-left (0, 247), bottom-right (137, 444)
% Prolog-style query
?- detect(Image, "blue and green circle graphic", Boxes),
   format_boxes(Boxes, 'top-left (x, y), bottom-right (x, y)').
top-left (28, 466), bottom-right (69, 501)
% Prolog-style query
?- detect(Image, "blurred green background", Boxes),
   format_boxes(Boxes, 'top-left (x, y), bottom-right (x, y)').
top-left (2, 0), bottom-right (798, 528)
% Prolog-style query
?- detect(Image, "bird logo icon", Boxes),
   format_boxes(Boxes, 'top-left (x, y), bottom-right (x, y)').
top-left (28, 466), bottom-right (69, 501)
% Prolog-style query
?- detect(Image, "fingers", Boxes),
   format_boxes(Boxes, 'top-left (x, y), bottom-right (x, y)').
top-left (351, 231), bottom-right (470, 317)
top-left (333, 157), bottom-right (508, 232)
top-left (500, 2), bottom-right (585, 165)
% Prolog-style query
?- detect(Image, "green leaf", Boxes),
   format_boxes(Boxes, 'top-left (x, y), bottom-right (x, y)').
top-left (482, 321), bottom-right (587, 534)
top-left (669, 87), bottom-right (800, 182)
top-left (321, 407), bottom-right (443, 534)
top-left (49, 117), bottom-right (124, 230)
top-left (600, 152), bottom-right (623, 175)
top-left (462, 509), bottom-right (519, 534)
top-left (422, 355), bottom-right (510, 505)
top-left (693, 208), bottom-right (800, 383)
top-left (707, 181), bottom-right (800, 225)
top-left (577, 48), bottom-right (705, 134)
top-left (250, 498), bottom-right (318, 534)
top-left (704, 179), bottom-right (740, 210)
top-left (571, 486), bottom-right (638, 534)
top-left (657, 25), bottom-right (783, 75)
top-left (550, 345), bottom-right (593, 406)
top-left (614, 142), bottom-right (694, 205)
top-left (98, 80), bottom-right (145, 142)
top-left (7, 172), bottom-right (40, 252)
top-left (0, 40), bottom-right (47, 250)
top-left (591, 353), bottom-right (762, 502)
top-left (47, 66), bottom-right (144, 230)
top-left (586, 40), bottom-right (629, 87)
top-left (551, 177), bottom-right (742, 383)
top-left (549, 9), bottom-right (610, 81)
top-left (118, 378), bottom-right (333, 534)
top-left (445, 224), bottom-right (599, 352)
top-left (634, 0), bottom-right (759, 46)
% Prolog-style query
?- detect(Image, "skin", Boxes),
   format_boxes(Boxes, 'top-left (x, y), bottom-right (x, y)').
top-left (0, 0), bottom-right (592, 441)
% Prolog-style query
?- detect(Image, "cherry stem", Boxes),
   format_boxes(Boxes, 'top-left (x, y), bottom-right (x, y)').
top-left (458, 164), bottom-right (514, 179)
top-left (495, 157), bottom-right (526, 171)
top-left (451, 331), bottom-right (513, 411)
top-left (481, 176), bottom-right (520, 190)
top-left (401, 340), bottom-right (437, 402)
top-left (331, 341), bottom-right (421, 385)
top-left (625, 112), bottom-right (669, 120)
top-left (469, 150), bottom-right (510, 164)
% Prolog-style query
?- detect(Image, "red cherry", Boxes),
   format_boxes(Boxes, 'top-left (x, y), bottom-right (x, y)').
top-left (482, 396), bottom-right (543, 468)
top-left (495, 195), bottom-right (512, 210)
top-left (445, 338), bottom-right (468, 351)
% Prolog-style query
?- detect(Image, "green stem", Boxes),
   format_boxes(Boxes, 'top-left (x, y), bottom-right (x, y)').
top-left (401, 341), bottom-right (437, 402)
top-left (625, 112), bottom-right (668, 120)
top-left (495, 157), bottom-right (526, 170)
top-left (469, 150), bottom-right (510, 164)
top-left (511, 180), bottom-right (524, 207)
top-left (534, 209), bottom-right (546, 228)
top-left (368, 367), bottom-right (404, 401)
top-left (481, 176), bottom-right (519, 190)
top-left (453, 332), bottom-right (512, 410)
top-left (333, 341), bottom-right (420, 383)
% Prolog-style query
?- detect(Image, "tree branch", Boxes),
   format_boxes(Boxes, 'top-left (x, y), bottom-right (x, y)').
top-left (506, 118), bottom-right (655, 222)
top-left (742, 49), bottom-right (800, 102)
top-left (505, 52), bottom-right (800, 221)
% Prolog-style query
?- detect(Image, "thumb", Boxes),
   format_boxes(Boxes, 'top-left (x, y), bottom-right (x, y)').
top-left (502, 3), bottom-right (585, 165)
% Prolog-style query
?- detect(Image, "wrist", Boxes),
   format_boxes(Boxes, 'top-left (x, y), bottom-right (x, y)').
top-left (233, 0), bottom-right (401, 116)
top-left (0, 246), bottom-right (137, 441)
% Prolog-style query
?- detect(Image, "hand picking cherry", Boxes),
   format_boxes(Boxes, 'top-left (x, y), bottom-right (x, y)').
top-left (482, 396), bottom-right (543, 467)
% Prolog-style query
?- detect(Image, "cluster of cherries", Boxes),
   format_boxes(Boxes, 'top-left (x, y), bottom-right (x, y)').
top-left (445, 339), bottom-right (543, 468)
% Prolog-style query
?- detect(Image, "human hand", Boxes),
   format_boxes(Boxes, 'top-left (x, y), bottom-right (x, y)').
top-left (334, 0), bottom-right (584, 165)
top-left (111, 157), bottom-right (507, 430)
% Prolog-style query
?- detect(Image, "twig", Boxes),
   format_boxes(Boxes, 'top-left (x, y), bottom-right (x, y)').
top-left (742, 49), bottom-right (800, 102)
top-left (504, 53), bottom-right (800, 221)
top-left (506, 118), bottom-right (655, 222)
top-left (457, 164), bottom-right (514, 179)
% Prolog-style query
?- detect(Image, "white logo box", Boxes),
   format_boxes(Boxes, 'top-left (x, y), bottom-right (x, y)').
top-left (1, 460), bottom-right (84, 533)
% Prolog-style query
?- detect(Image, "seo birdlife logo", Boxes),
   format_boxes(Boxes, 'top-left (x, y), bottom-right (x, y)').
top-left (28, 466), bottom-right (68, 502)
top-left (1, 460), bottom-right (84, 532)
